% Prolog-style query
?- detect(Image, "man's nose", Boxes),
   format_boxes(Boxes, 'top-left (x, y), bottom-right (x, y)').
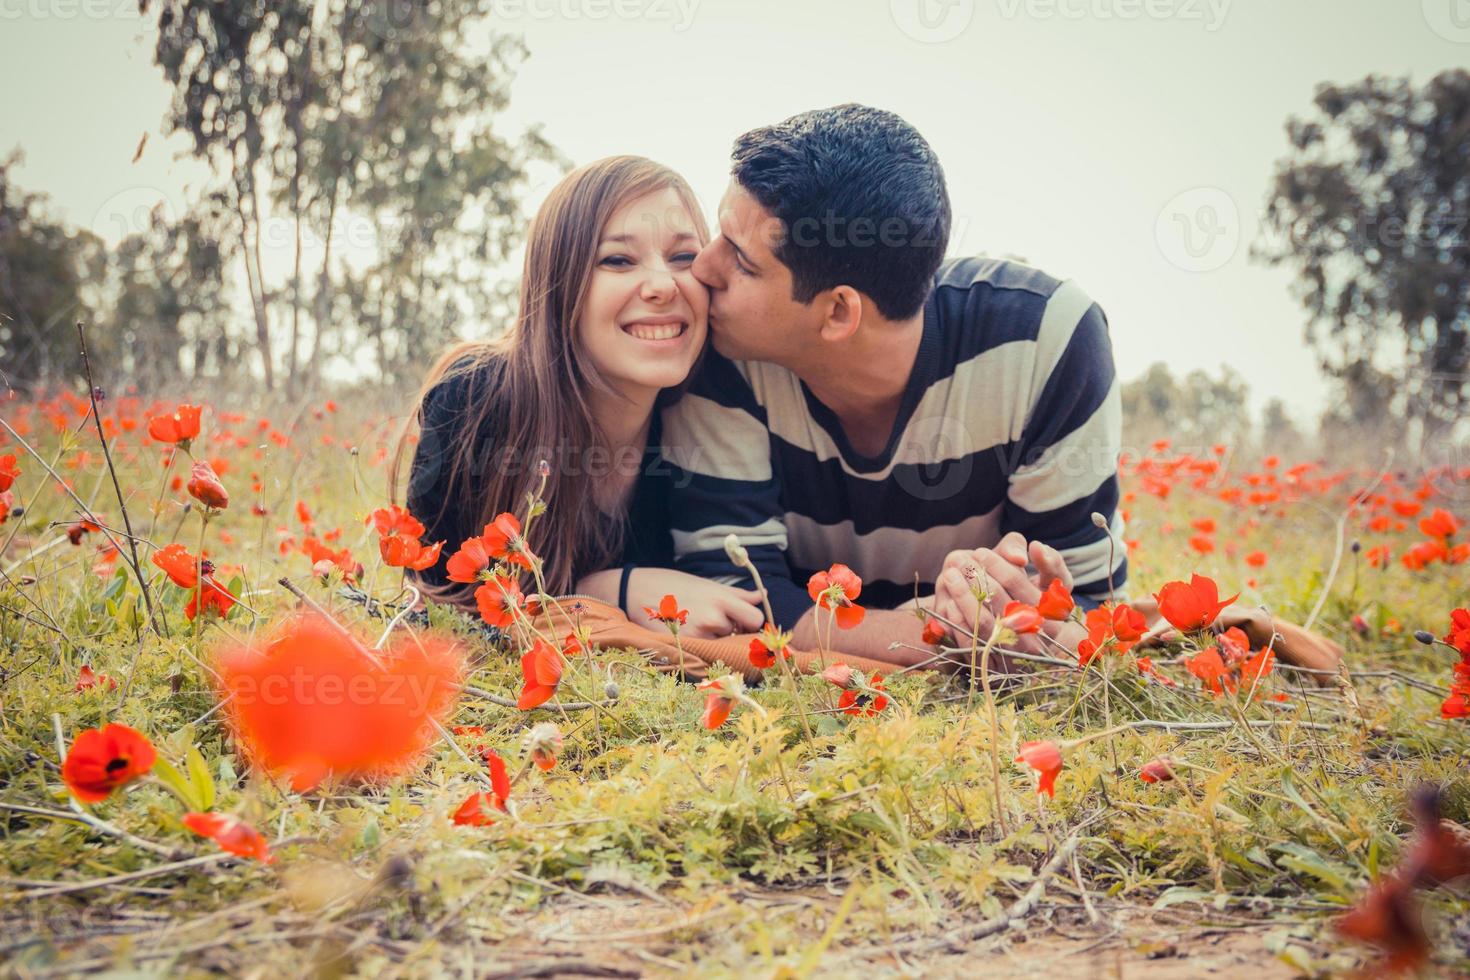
top-left (692, 241), bottom-right (723, 289)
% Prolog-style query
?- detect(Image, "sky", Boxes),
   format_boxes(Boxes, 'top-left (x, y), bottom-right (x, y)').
top-left (1, 0), bottom-right (1466, 424)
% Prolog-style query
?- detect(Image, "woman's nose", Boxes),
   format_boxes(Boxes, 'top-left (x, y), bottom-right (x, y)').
top-left (640, 264), bottom-right (678, 302)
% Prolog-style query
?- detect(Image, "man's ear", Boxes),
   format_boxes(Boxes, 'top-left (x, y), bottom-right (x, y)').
top-left (817, 285), bottom-right (863, 343)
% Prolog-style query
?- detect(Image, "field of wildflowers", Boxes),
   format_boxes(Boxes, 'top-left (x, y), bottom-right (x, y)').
top-left (1, 386), bottom-right (1468, 976)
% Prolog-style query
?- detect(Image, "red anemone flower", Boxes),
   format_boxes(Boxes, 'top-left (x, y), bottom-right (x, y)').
top-left (152, 542), bottom-right (199, 588)
top-left (1037, 579), bottom-right (1074, 621)
top-left (147, 404), bottom-right (202, 447)
top-left (643, 594), bottom-right (689, 628)
top-left (62, 723), bottom-right (157, 802)
top-left (481, 512), bottom-right (536, 570)
top-left (1185, 646), bottom-right (1235, 696)
top-left (749, 635), bottom-right (776, 669)
top-left (0, 453), bottom-right (19, 493)
top-left (920, 618), bottom-right (948, 646)
top-left (807, 563), bottom-right (866, 629)
top-left (1001, 601), bottom-right (1043, 634)
top-left (75, 665), bottom-right (117, 691)
top-left (698, 678), bottom-right (738, 729)
top-left (185, 576), bottom-right (237, 621)
top-left (517, 639), bottom-right (563, 710)
top-left (837, 673), bottom-right (889, 717)
top-left (182, 812), bottom-right (275, 863)
top-left (445, 536), bottom-right (491, 584)
top-left (1015, 740), bottom-right (1063, 797)
top-left (474, 576), bottom-right (524, 629)
top-left (1154, 574), bottom-right (1239, 631)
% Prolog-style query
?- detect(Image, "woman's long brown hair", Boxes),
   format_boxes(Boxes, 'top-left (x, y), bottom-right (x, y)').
top-left (392, 156), bottom-right (709, 602)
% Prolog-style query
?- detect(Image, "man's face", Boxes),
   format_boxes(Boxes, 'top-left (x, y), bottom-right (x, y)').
top-left (691, 181), bottom-right (821, 364)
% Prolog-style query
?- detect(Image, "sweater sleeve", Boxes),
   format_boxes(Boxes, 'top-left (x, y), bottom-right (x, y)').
top-left (660, 354), bottom-right (811, 629)
top-left (999, 282), bottom-right (1128, 604)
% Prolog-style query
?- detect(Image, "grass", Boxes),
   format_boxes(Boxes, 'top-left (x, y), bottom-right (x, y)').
top-left (1, 389), bottom-right (1467, 976)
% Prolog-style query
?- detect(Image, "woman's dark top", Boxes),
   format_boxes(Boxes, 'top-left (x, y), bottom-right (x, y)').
top-left (406, 361), bottom-right (675, 598)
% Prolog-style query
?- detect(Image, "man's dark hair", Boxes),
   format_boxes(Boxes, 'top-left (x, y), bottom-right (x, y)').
top-left (731, 104), bottom-right (951, 321)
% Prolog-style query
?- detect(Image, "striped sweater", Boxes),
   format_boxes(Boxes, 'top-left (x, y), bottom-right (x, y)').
top-left (660, 256), bottom-right (1128, 629)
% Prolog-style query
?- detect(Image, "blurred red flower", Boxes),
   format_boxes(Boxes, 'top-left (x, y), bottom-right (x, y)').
top-left (183, 812), bottom-right (275, 863)
top-left (1015, 740), bottom-right (1063, 797)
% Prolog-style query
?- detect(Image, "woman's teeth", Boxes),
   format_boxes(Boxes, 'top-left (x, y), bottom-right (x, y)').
top-left (624, 322), bottom-right (685, 341)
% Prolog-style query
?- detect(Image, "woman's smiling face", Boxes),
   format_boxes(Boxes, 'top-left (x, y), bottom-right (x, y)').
top-left (577, 185), bottom-right (709, 400)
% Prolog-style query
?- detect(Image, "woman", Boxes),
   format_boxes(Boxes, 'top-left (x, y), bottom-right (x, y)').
top-left (397, 156), bottom-right (765, 638)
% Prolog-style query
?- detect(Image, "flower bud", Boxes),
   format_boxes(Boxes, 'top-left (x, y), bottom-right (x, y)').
top-left (821, 663), bottom-right (855, 689)
top-left (724, 533), bottom-right (749, 568)
top-left (1413, 630), bottom-right (1435, 645)
top-left (604, 681), bottom-right (620, 700)
top-left (522, 722), bottom-right (563, 772)
top-left (1091, 512), bottom-right (1109, 529)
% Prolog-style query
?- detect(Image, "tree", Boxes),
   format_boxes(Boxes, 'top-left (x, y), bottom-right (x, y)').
top-left (1257, 69), bottom-right (1470, 443)
top-left (1121, 361), bottom-right (1253, 453)
top-left (140, 0), bottom-right (559, 391)
top-left (0, 151), bottom-right (106, 387)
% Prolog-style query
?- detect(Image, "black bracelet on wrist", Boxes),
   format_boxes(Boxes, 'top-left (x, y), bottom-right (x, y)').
top-left (618, 562), bottom-right (636, 615)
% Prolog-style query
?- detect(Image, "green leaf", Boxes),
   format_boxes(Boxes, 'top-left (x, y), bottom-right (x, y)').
top-left (185, 745), bottom-right (216, 812)
top-left (1153, 886), bottom-right (1214, 909)
top-left (1271, 842), bottom-right (1355, 894)
top-left (154, 757), bottom-right (202, 812)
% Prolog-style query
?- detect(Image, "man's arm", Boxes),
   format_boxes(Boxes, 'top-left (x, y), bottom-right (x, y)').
top-left (662, 354), bottom-right (811, 629)
top-left (1000, 280), bottom-right (1128, 607)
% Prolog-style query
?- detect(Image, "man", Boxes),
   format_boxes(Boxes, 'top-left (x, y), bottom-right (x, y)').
top-left (661, 104), bottom-right (1126, 664)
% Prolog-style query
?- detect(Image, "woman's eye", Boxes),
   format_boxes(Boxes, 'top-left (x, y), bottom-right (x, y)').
top-left (671, 252), bottom-right (697, 265)
top-left (599, 255), bottom-right (634, 268)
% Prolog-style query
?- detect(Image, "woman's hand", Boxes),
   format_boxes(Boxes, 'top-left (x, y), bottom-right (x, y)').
top-left (623, 568), bottom-right (767, 638)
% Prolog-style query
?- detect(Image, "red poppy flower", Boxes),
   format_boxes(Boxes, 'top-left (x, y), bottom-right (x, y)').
top-left (749, 635), bottom-right (776, 669)
top-left (920, 618), bottom-right (948, 646)
top-left (698, 677), bottom-right (739, 729)
top-left (1239, 645), bottom-right (1276, 687)
top-left (837, 673), bottom-right (889, 717)
top-left (453, 791), bottom-right (504, 826)
top-left (61, 723), bottom-right (157, 802)
top-left (474, 575), bottom-right (524, 630)
top-left (75, 665), bottom-right (117, 691)
top-left (643, 594), bottom-right (689, 628)
top-left (0, 453), bottom-right (19, 493)
top-left (152, 542), bottom-right (200, 588)
top-left (1154, 574), bottom-right (1239, 631)
top-left (1244, 550), bottom-right (1267, 568)
top-left (185, 576), bottom-right (237, 621)
top-left (1001, 601), bottom-right (1043, 635)
top-left (1015, 740), bottom-right (1063, 797)
top-left (1139, 758), bottom-right (1175, 783)
top-left (1037, 579), bottom-right (1074, 621)
top-left (1419, 508), bottom-right (1461, 540)
top-left (1188, 534), bottom-right (1214, 554)
top-left (1185, 647), bottom-right (1235, 696)
top-left (369, 505), bottom-right (426, 541)
top-left (147, 404), bottom-right (202, 447)
top-left (807, 563), bottom-right (866, 629)
top-left (381, 534), bottom-right (443, 571)
top-left (1445, 609), bottom-right (1470, 658)
top-left (182, 812), bottom-right (275, 863)
top-left (445, 536), bottom-right (491, 583)
top-left (517, 639), bottom-right (563, 709)
top-left (481, 512), bottom-right (536, 570)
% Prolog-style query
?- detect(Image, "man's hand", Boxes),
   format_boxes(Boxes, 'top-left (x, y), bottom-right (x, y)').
top-left (930, 532), bottom-right (1086, 657)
